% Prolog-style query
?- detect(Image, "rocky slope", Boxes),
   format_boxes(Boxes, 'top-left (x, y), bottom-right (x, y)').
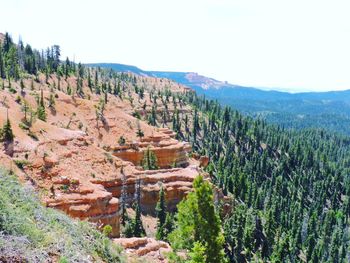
top-left (0, 70), bottom-right (202, 238)
top-left (114, 237), bottom-right (172, 262)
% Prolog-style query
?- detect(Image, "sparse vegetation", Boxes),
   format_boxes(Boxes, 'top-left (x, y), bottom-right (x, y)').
top-left (123, 179), bottom-right (145, 238)
top-left (0, 168), bottom-right (124, 262)
top-left (104, 152), bottom-right (114, 163)
top-left (142, 147), bottom-right (158, 170)
top-left (118, 136), bottom-right (126, 145)
top-left (0, 117), bottom-right (14, 143)
top-left (14, 159), bottom-right (30, 169)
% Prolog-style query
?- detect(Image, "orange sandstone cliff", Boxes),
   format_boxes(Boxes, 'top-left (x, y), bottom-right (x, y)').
top-left (0, 72), bottom-right (203, 237)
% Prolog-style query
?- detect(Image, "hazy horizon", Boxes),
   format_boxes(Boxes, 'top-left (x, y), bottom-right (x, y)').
top-left (1, 0), bottom-right (350, 92)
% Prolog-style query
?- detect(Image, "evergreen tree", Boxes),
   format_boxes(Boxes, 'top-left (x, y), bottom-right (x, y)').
top-left (21, 99), bottom-right (30, 123)
top-left (20, 78), bottom-right (25, 93)
top-left (169, 176), bottom-right (226, 263)
top-left (156, 186), bottom-right (167, 240)
top-left (133, 179), bottom-right (145, 237)
top-left (189, 242), bottom-right (207, 263)
top-left (136, 120), bottom-right (144, 140)
top-left (120, 167), bottom-right (129, 226)
top-left (142, 147), bottom-right (158, 170)
top-left (163, 213), bottom-right (174, 241)
top-left (0, 43), bottom-right (5, 79)
top-left (1, 115), bottom-right (14, 142)
top-left (37, 105), bottom-right (46, 121)
top-left (37, 89), bottom-right (46, 121)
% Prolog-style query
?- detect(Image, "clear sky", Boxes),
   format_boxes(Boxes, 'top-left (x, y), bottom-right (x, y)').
top-left (1, 0), bottom-right (350, 92)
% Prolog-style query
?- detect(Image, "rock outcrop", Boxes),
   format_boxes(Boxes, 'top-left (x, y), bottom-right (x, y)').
top-left (94, 165), bottom-right (199, 214)
top-left (46, 186), bottom-right (120, 237)
top-left (16, 125), bottom-right (200, 237)
top-left (20, 134), bottom-right (122, 237)
top-left (114, 237), bottom-right (172, 262)
top-left (112, 128), bottom-right (191, 169)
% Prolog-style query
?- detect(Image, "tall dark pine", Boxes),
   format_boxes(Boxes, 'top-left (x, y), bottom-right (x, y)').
top-left (120, 166), bottom-right (128, 226)
top-left (156, 185), bottom-right (167, 240)
top-left (133, 178), bottom-right (145, 237)
top-left (53, 45), bottom-right (60, 71)
top-left (0, 44), bottom-right (4, 79)
top-left (2, 112), bottom-right (14, 143)
top-left (3, 32), bottom-right (12, 53)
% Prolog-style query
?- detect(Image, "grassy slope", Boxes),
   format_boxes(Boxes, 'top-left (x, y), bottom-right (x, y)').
top-left (0, 169), bottom-right (124, 263)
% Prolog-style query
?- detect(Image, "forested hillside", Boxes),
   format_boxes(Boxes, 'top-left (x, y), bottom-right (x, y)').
top-left (132, 78), bottom-right (350, 260)
top-left (161, 93), bottom-right (350, 262)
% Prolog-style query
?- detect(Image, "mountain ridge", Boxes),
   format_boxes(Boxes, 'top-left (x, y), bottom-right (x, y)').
top-left (91, 62), bottom-right (350, 135)
top-left (87, 62), bottom-right (350, 95)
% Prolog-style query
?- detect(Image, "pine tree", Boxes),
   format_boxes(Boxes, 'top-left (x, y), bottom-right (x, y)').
top-left (169, 176), bottom-right (226, 263)
top-left (1, 114), bottom-right (14, 142)
top-left (136, 120), bottom-right (145, 140)
top-left (40, 89), bottom-right (45, 107)
top-left (87, 70), bottom-right (92, 90)
top-left (37, 89), bottom-right (46, 121)
top-left (192, 108), bottom-right (200, 144)
top-left (37, 106), bottom-right (46, 121)
top-left (133, 179), bottom-right (145, 237)
top-left (57, 76), bottom-right (61, 91)
top-left (189, 242), bottom-right (207, 263)
top-left (65, 57), bottom-right (70, 79)
top-left (142, 147), bottom-right (158, 170)
top-left (94, 69), bottom-right (98, 88)
top-left (20, 78), bottom-right (25, 93)
top-left (163, 213), bottom-right (174, 241)
top-left (21, 99), bottom-right (30, 123)
top-left (156, 186), bottom-right (167, 240)
top-left (0, 43), bottom-right (4, 79)
top-left (49, 93), bottom-right (55, 108)
top-left (120, 166), bottom-right (129, 226)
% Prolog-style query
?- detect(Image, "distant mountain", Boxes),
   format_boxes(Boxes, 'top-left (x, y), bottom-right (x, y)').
top-left (91, 63), bottom-right (350, 134)
top-left (89, 63), bottom-right (350, 101)
top-left (87, 63), bottom-right (147, 75)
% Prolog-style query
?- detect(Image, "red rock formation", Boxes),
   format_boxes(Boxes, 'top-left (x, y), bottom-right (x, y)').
top-left (20, 134), bottom-right (122, 237)
top-left (112, 128), bottom-right (191, 169)
top-left (94, 165), bottom-right (199, 214)
top-left (199, 156), bottom-right (209, 167)
top-left (114, 237), bottom-right (172, 262)
top-left (0, 73), bottom-right (202, 239)
top-left (47, 187), bottom-right (120, 237)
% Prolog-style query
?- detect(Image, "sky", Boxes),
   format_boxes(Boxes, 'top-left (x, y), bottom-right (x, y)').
top-left (1, 0), bottom-right (350, 92)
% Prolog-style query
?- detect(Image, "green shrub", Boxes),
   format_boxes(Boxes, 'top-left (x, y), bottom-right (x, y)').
top-left (14, 159), bottom-right (30, 170)
top-left (37, 105), bottom-right (46, 121)
top-left (103, 225), bottom-right (113, 237)
top-left (132, 111), bottom-right (141, 119)
top-left (118, 136), bottom-right (126, 145)
top-left (19, 122), bottom-right (30, 131)
top-left (9, 87), bottom-right (17, 93)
